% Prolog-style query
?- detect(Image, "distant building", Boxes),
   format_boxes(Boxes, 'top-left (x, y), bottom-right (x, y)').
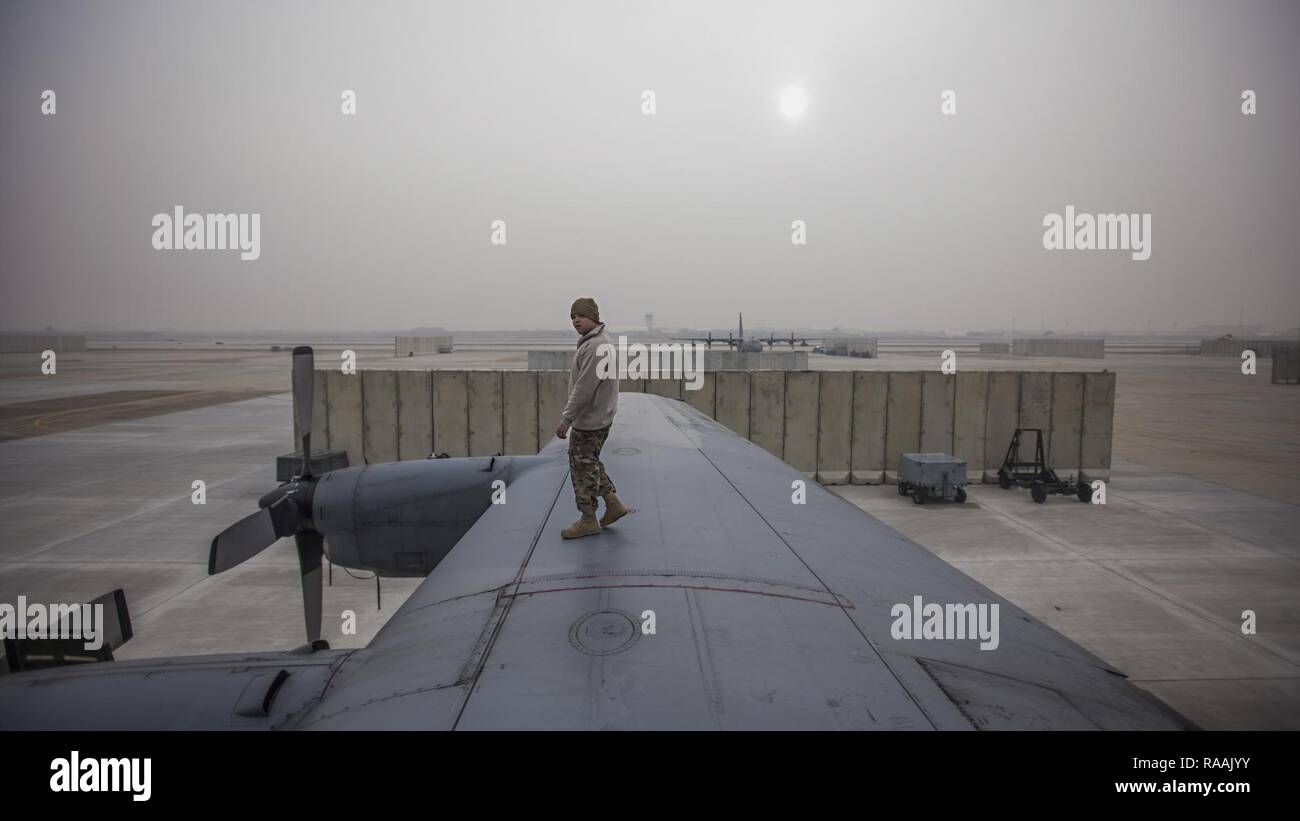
top-left (1185, 323), bottom-right (1264, 337)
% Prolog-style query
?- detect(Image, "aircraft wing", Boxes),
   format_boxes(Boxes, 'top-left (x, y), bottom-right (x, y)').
top-left (294, 394), bottom-right (1191, 730)
top-left (0, 394), bottom-right (1192, 730)
top-left (669, 336), bottom-right (731, 345)
top-left (764, 336), bottom-right (823, 346)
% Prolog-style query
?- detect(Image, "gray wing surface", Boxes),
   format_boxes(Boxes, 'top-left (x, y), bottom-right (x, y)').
top-left (0, 393), bottom-right (1192, 730)
top-left (0, 650), bottom-right (352, 730)
top-left (300, 394), bottom-right (1191, 730)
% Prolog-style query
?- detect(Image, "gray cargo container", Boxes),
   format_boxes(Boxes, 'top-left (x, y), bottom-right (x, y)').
top-left (897, 452), bottom-right (968, 504)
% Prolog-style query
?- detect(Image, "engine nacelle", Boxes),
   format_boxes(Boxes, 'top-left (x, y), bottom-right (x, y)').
top-left (309, 455), bottom-right (541, 576)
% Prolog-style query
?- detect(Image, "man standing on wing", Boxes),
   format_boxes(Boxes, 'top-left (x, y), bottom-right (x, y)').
top-left (556, 297), bottom-right (631, 539)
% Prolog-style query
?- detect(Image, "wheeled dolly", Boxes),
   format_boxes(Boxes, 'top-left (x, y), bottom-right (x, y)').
top-left (996, 428), bottom-right (1091, 504)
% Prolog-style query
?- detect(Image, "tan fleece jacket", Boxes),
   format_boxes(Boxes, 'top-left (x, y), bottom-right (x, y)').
top-left (562, 322), bottom-right (619, 430)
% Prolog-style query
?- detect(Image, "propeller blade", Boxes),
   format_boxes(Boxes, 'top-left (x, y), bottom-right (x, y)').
top-left (295, 531), bottom-right (327, 650)
top-left (209, 510), bottom-right (276, 575)
top-left (208, 497), bottom-right (301, 575)
top-left (292, 346), bottom-right (314, 438)
top-left (258, 483), bottom-right (292, 509)
top-left (293, 346), bottom-right (314, 476)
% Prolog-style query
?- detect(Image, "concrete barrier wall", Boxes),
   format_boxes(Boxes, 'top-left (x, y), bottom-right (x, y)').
top-left (647, 378), bottom-right (682, 400)
top-left (953, 371), bottom-right (988, 478)
top-left (431, 371), bottom-right (468, 457)
top-left (884, 372), bottom-right (921, 481)
top-left (828, 336), bottom-right (878, 357)
top-left (362, 371), bottom-right (399, 463)
top-left (537, 370), bottom-right (570, 437)
top-left (396, 371), bottom-right (433, 459)
top-left (1200, 338), bottom-right (1299, 358)
top-left (1080, 371), bottom-right (1115, 482)
top-left (783, 371), bottom-right (818, 477)
top-left (395, 336), bottom-right (431, 356)
top-left (714, 371), bottom-right (750, 439)
top-left (850, 372), bottom-right (888, 483)
top-left (502, 371), bottom-right (539, 454)
top-left (326, 368), bottom-right (365, 466)
top-left (749, 371), bottom-right (785, 459)
top-left (1271, 345), bottom-right (1300, 385)
top-left (467, 372), bottom-right (503, 457)
top-left (527, 350), bottom-right (573, 370)
top-left (684, 371), bottom-right (716, 417)
top-left (816, 371), bottom-right (853, 484)
top-left (978, 342), bottom-right (1011, 354)
top-left (304, 369), bottom-right (1115, 482)
top-left (1012, 338), bottom-right (1105, 359)
top-left (920, 372), bottom-right (955, 454)
top-left (395, 336), bottom-right (452, 356)
top-left (1198, 339), bottom-right (1232, 357)
top-left (704, 350), bottom-right (808, 370)
top-left (1019, 372), bottom-right (1052, 432)
top-left (0, 335), bottom-right (87, 353)
top-left (983, 372), bottom-right (1020, 482)
top-left (1049, 373), bottom-right (1085, 475)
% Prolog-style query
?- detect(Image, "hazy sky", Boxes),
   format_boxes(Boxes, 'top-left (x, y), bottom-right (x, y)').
top-left (3, 0), bottom-right (1298, 333)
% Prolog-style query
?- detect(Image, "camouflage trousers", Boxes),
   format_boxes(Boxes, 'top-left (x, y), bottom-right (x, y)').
top-left (568, 426), bottom-right (616, 514)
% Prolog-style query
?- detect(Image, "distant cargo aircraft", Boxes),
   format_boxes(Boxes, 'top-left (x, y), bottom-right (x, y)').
top-left (0, 348), bottom-right (1192, 730)
top-left (674, 313), bottom-right (820, 352)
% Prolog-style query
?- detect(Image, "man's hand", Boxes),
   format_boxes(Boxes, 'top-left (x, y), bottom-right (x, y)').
top-left (556, 420), bottom-right (570, 439)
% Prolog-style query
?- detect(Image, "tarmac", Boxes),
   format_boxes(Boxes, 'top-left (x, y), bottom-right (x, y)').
top-left (832, 472), bottom-right (1300, 730)
top-left (0, 395), bottom-right (422, 659)
top-left (0, 345), bottom-right (1296, 729)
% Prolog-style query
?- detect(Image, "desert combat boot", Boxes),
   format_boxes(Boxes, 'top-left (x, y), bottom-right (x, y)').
top-left (599, 493), bottom-right (631, 527)
top-left (561, 512), bottom-right (602, 540)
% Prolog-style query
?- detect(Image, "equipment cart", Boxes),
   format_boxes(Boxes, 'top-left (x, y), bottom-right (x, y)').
top-left (897, 453), bottom-right (968, 504)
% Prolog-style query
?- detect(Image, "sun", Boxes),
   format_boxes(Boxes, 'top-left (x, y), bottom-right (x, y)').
top-left (779, 86), bottom-right (807, 119)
